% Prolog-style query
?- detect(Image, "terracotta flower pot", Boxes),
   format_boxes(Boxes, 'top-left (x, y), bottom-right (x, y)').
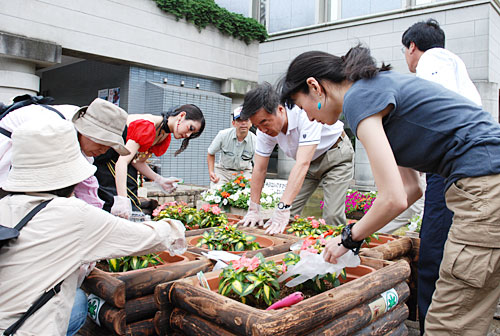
top-left (188, 234), bottom-right (274, 254)
top-left (362, 233), bottom-right (397, 248)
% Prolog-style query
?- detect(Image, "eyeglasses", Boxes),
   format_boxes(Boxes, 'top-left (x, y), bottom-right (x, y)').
top-left (401, 46), bottom-right (406, 55)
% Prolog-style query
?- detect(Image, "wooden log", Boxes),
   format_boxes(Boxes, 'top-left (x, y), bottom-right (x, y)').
top-left (252, 260), bottom-right (411, 336)
top-left (96, 302), bottom-right (126, 335)
top-left (82, 267), bottom-right (126, 308)
top-left (359, 237), bottom-right (412, 261)
top-left (159, 281), bottom-right (270, 335)
top-left (154, 310), bottom-right (174, 336)
top-left (351, 303), bottom-right (408, 336)
top-left (161, 260), bottom-right (410, 336)
top-left (125, 318), bottom-right (156, 336)
top-left (125, 294), bottom-right (157, 323)
top-left (79, 317), bottom-right (113, 336)
top-left (383, 322), bottom-right (408, 336)
top-left (170, 308), bottom-right (236, 336)
top-left (118, 258), bottom-right (212, 299)
top-left (307, 281), bottom-right (409, 336)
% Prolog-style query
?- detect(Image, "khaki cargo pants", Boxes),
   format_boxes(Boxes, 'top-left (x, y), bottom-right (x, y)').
top-left (425, 174), bottom-right (500, 335)
top-left (290, 132), bottom-right (354, 226)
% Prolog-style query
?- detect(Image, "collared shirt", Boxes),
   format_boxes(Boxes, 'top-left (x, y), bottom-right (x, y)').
top-left (0, 104), bottom-right (104, 208)
top-left (255, 106), bottom-right (344, 161)
top-left (417, 48), bottom-right (482, 106)
top-left (207, 127), bottom-right (256, 171)
top-left (0, 193), bottom-right (184, 335)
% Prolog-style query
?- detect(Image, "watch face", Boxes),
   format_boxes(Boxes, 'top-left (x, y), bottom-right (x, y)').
top-left (278, 202), bottom-right (284, 210)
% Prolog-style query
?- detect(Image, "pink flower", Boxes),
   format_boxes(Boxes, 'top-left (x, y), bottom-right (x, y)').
top-left (306, 247), bottom-right (319, 254)
top-left (307, 216), bottom-right (315, 220)
top-left (242, 256), bottom-right (260, 271)
top-left (166, 201), bottom-right (177, 206)
top-left (211, 206), bottom-right (221, 215)
top-left (319, 238), bottom-right (327, 245)
top-left (300, 237), bottom-right (316, 250)
top-left (311, 220), bottom-right (319, 228)
top-left (319, 218), bottom-right (326, 225)
top-left (152, 208), bottom-right (161, 217)
top-left (201, 203), bottom-right (210, 212)
top-left (230, 259), bottom-right (242, 270)
top-left (281, 263), bottom-right (287, 272)
top-left (177, 208), bottom-right (182, 213)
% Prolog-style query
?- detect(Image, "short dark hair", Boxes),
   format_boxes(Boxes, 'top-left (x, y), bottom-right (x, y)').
top-left (241, 82), bottom-right (280, 120)
top-left (402, 19), bottom-right (445, 51)
top-left (46, 184), bottom-right (77, 197)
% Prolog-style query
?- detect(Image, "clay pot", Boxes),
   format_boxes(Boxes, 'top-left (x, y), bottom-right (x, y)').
top-left (188, 235), bottom-right (274, 254)
top-left (362, 233), bottom-right (397, 248)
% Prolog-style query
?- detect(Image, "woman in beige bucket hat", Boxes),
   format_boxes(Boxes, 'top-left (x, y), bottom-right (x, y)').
top-left (94, 104), bottom-right (205, 219)
top-left (0, 98), bottom-right (130, 207)
top-left (0, 119), bottom-right (187, 335)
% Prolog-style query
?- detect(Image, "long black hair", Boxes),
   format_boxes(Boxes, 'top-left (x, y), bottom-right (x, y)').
top-left (279, 45), bottom-right (391, 109)
top-left (161, 104), bottom-right (205, 156)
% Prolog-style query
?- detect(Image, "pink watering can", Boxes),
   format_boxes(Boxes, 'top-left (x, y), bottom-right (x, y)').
top-left (266, 292), bottom-right (304, 310)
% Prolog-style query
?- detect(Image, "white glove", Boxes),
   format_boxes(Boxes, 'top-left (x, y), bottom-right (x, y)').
top-left (164, 219), bottom-right (187, 256)
top-left (264, 207), bottom-right (291, 235)
top-left (154, 174), bottom-right (180, 193)
top-left (111, 195), bottom-right (132, 219)
top-left (238, 200), bottom-right (264, 227)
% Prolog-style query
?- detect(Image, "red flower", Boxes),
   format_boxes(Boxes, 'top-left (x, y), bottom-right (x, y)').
top-left (221, 191), bottom-right (230, 198)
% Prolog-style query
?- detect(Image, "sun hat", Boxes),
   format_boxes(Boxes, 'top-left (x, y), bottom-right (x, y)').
top-left (3, 119), bottom-right (96, 192)
top-left (232, 106), bottom-right (243, 120)
top-left (72, 98), bottom-right (130, 155)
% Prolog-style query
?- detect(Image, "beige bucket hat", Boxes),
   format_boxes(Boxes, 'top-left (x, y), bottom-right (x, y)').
top-left (3, 119), bottom-right (97, 192)
top-left (72, 98), bottom-right (130, 156)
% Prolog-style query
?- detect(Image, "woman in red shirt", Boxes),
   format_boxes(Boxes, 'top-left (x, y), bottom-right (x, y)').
top-left (94, 104), bottom-right (205, 218)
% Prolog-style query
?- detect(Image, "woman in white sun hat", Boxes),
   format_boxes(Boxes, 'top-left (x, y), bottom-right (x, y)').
top-left (0, 97), bottom-right (130, 207)
top-left (0, 119), bottom-right (186, 336)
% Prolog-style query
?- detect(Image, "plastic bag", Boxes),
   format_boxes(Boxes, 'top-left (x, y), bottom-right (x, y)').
top-left (278, 250), bottom-right (360, 287)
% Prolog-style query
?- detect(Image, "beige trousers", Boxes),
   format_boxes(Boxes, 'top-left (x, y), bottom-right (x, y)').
top-left (290, 133), bottom-right (354, 226)
top-left (425, 174), bottom-right (500, 335)
top-left (210, 166), bottom-right (252, 189)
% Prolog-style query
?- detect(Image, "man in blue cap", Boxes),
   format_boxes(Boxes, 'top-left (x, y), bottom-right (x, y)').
top-left (207, 106), bottom-right (256, 188)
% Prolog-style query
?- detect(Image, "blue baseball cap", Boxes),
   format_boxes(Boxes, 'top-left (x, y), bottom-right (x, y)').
top-left (233, 106), bottom-right (242, 120)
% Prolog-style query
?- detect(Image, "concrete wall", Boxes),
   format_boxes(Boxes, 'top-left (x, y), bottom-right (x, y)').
top-left (259, 1), bottom-right (499, 117)
top-left (0, 0), bottom-right (259, 82)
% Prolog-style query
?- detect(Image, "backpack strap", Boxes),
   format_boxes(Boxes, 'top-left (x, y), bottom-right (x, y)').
top-left (2, 199), bottom-right (61, 336)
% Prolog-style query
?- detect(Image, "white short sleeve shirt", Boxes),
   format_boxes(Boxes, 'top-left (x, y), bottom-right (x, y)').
top-left (255, 106), bottom-right (344, 161)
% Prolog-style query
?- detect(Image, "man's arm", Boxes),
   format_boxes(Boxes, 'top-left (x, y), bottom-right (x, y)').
top-left (207, 153), bottom-right (219, 183)
top-left (279, 144), bottom-right (317, 205)
top-left (250, 154), bottom-right (270, 203)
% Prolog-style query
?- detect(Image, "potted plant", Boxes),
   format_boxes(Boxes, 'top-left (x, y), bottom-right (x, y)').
top-left (190, 224), bottom-right (265, 252)
top-left (198, 203), bottom-right (229, 228)
top-left (201, 173), bottom-right (279, 217)
top-left (342, 189), bottom-right (377, 220)
top-left (285, 215), bottom-right (333, 238)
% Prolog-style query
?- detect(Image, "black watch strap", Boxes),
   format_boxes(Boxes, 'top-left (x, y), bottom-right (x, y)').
top-left (277, 202), bottom-right (291, 210)
top-left (338, 223), bottom-right (363, 255)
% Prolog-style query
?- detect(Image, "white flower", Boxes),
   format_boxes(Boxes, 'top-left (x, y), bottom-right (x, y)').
top-left (229, 193), bottom-right (239, 201)
top-left (222, 199), bottom-right (228, 205)
top-left (266, 196), bottom-right (273, 203)
top-left (214, 196), bottom-right (221, 203)
top-left (243, 188), bottom-right (250, 195)
top-left (260, 197), bottom-right (267, 204)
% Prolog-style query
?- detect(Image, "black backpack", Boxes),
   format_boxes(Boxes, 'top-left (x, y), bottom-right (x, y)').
top-left (0, 95), bottom-right (64, 138)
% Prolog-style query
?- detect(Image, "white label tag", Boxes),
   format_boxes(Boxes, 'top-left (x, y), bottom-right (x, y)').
top-left (138, 187), bottom-right (148, 198)
top-left (381, 288), bottom-right (399, 311)
top-left (87, 294), bottom-right (105, 326)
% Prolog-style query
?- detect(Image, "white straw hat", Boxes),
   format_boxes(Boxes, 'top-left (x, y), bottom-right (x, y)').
top-left (3, 119), bottom-right (97, 192)
top-left (72, 98), bottom-right (130, 156)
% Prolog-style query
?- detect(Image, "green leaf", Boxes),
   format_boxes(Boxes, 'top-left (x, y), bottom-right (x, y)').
top-left (234, 241), bottom-right (245, 251)
top-left (245, 274), bottom-right (259, 282)
top-left (262, 284), bottom-right (271, 303)
top-left (220, 283), bottom-right (231, 296)
top-left (245, 235), bottom-right (256, 242)
top-left (130, 256), bottom-right (141, 270)
top-left (231, 280), bottom-right (244, 295)
top-left (241, 283), bottom-right (257, 296)
top-left (108, 258), bottom-right (120, 272)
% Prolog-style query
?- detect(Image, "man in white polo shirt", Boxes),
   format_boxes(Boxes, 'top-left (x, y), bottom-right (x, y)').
top-left (238, 82), bottom-right (354, 234)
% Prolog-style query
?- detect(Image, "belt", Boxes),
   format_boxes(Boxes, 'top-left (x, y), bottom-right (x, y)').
top-left (331, 131), bottom-right (346, 149)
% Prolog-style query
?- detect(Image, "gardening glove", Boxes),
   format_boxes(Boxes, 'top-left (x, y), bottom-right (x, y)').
top-left (162, 218), bottom-right (188, 256)
top-left (264, 208), bottom-right (290, 235)
top-left (111, 195), bottom-right (132, 219)
top-left (154, 174), bottom-right (180, 193)
top-left (238, 200), bottom-right (264, 227)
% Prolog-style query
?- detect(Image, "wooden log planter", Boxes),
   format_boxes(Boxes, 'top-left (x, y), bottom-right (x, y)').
top-left (154, 254), bottom-right (411, 336)
top-left (80, 251), bottom-right (212, 336)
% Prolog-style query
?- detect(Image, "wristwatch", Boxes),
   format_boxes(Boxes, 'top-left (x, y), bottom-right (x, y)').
top-left (338, 223), bottom-right (364, 255)
top-left (277, 202), bottom-right (291, 210)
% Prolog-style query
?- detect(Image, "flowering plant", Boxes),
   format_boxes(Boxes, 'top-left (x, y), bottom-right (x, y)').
top-left (153, 201), bottom-right (201, 229)
top-left (407, 213), bottom-right (422, 233)
top-left (202, 173), bottom-right (279, 210)
top-left (219, 253), bottom-right (282, 306)
top-left (199, 203), bottom-right (228, 227)
top-left (344, 189), bottom-right (377, 215)
top-left (286, 215), bottom-right (333, 238)
top-left (196, 224), bottom-right (261, 251)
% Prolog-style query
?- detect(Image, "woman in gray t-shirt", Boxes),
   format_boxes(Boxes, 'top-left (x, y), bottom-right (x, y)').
top-left (279, 45), bottom-right (500, 335)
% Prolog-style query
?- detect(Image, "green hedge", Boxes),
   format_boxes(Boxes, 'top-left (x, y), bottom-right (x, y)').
top-left (154, 0), bottom-right (268, 44)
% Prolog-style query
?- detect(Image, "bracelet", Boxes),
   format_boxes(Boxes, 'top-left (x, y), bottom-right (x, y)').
top-left (337, 223), bottom-right (364, 255)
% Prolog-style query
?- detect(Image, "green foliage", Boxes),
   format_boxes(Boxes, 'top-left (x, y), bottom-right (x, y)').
top-left (107, 253), bottom-right (163, 273)
top-left (219, 253), bottom-right (282, 306)
top-left (286, 215), bottom-right (334, 238)
top-left (153, 201), bottom-right (228, 229)
top-left (196, 224), bottom-right (261, 251)
top-left (153, 0), bottom-right (268, 44)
